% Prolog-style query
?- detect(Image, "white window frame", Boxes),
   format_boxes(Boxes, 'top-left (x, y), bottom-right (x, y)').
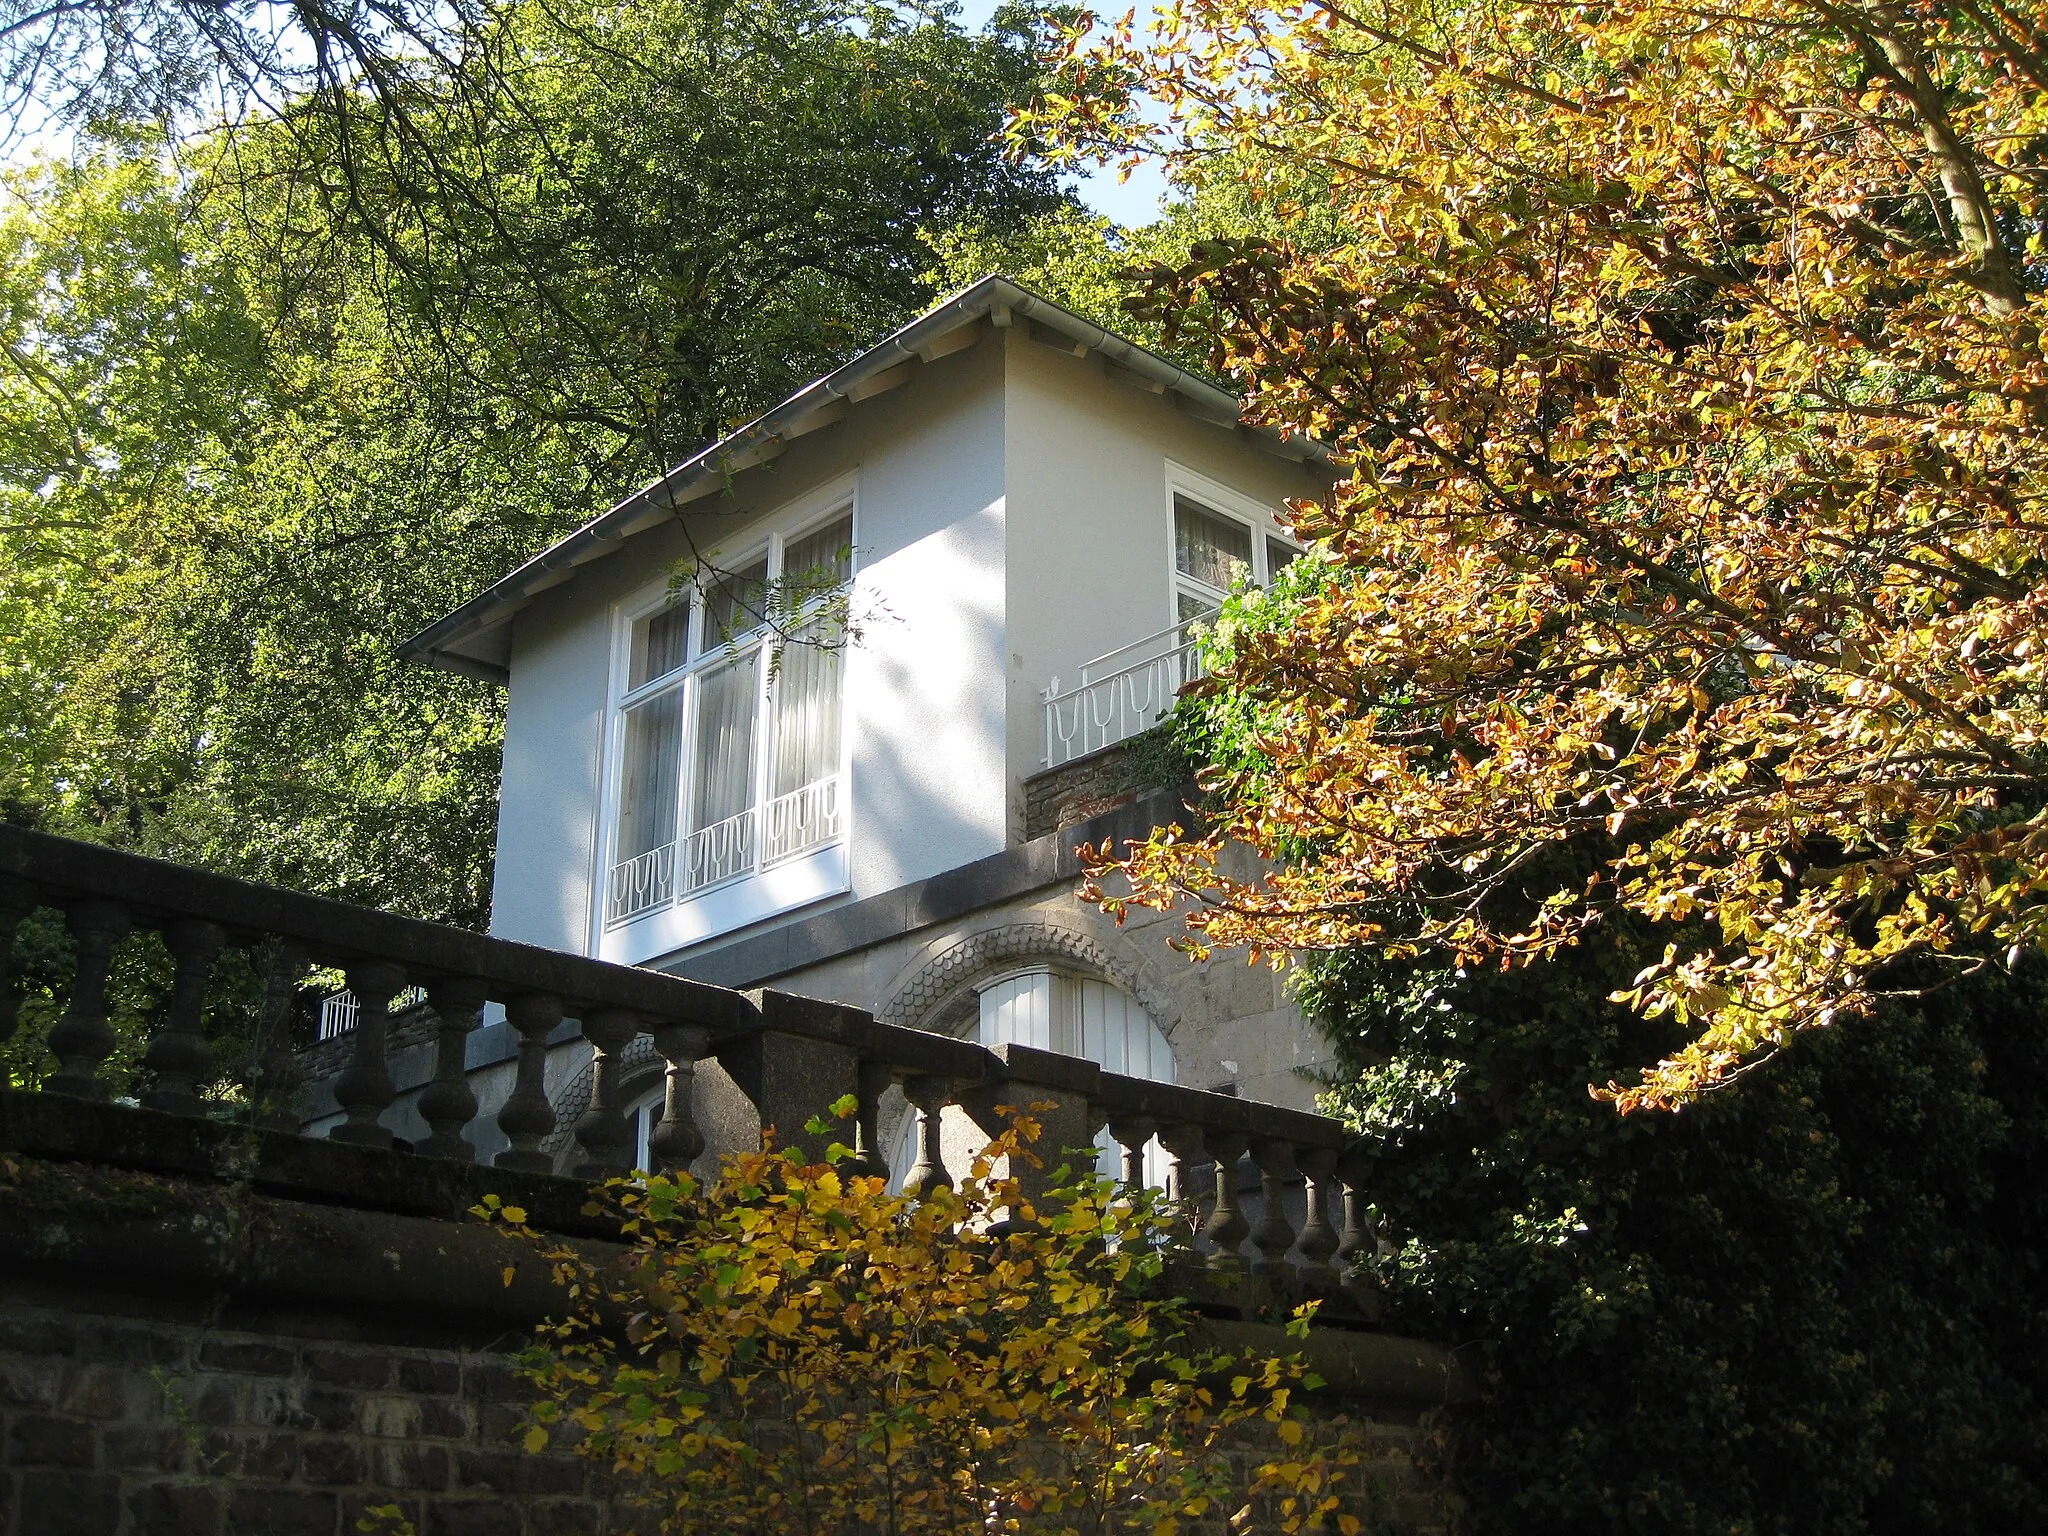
top-left (1162, 461), bottom-right (1300, 626)
top-left (591, 471), bottom-right (859, 961)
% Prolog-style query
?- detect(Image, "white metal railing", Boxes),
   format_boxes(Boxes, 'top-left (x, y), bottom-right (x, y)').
top-left (607, 842), bottom-right (676, 925)
top-left (1041, 610), bottom-right (1215, 768)
top-left (683, 807), bottom-right (757, 894)
top-left (316, 984), bottom-right (427, 1041)
top-left (764, 774), bottom-right (842, 865)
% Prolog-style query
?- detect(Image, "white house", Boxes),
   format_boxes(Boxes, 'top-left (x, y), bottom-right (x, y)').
top-left (316, 277), bottom-right (1337, 1172)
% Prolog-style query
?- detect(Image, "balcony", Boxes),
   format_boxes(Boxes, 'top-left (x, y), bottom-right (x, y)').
top-left (1041, 608), bottom-right (1214, 769)
top-left (605, 770), bottom-right (843, 928)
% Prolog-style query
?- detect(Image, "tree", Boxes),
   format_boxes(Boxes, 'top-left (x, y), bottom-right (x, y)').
top-left (1035, 0), bottom-right (2048, 1109)
top-left (0, 0), bottom-right (1062, 923)
top-left (1302, 895), bottom-right (2048, 1534)
top-left (476, 1110), bottom-right (1361, 1536)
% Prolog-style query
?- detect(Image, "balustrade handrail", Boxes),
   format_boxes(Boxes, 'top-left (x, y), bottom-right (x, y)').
top-left (1041, 609), bottom-right (1218, 769)
top-left (0, 824), bottom-right (1376, 1303)
top-left (1067, 604), bottom-right (1218, 689)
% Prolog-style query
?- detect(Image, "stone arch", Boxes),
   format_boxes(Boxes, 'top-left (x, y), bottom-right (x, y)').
top-left (876, 918), bottom-right (1183, 1046)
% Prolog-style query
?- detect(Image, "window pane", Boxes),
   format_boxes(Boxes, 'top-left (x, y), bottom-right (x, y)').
top-left (629, 602), bottom-right (690, 690)
top-left (690, 652), bottom-right (760, 831)
top-left (783, 513), bottom-right (854, 592)
top-left (979, 970), bottom-right (1051, 1052)
top-left (1267, 538), bottom-right (1300, 578)
top-left (1177, 589), bottom-right (1215, 623)
top-left (1174, 497), bottom-right (1251, 592)
top-left (700, 556), bottom-right (769, 653)
top-left (618, 691), bottom-right (682, 859)
top-left (771, 622), bottom-right (843, 798)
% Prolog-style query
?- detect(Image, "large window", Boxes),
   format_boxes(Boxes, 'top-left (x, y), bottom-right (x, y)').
top-left (1171, 488), bottom-right (1299, 622)
top-left (606, 509), bottom-right (853, 927)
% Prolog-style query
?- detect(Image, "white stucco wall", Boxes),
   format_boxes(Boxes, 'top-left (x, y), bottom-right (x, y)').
top-left (485, 319), bottom-right (1331, 965)
top-left (999, 330), bottom-right (1331, 825)
top-left (488, 331), bottom-right (1009, 961)
top-left (491, 577), bottom-right (612, 953)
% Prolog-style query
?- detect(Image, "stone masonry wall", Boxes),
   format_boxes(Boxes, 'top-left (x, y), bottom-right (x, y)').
top-left (0, 1097), bottom-right (1461, 1536)
top-left (0, 1295), bottom-right (1453, 1536)
top-left (1022, 743), bottom-right (1143, 840)
top-left (0, 1302), bottom-right (649, 1536)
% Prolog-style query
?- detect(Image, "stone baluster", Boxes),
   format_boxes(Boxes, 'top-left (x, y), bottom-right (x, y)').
top-left (417, 977), bottom-right (487, 1160)
top-left (901, 1074), bottom-right (952, 1197)
top-left (495, 993), bottom-right (563, 1174)
top-left (1249, 1137), bottom-right (1300, 1278)
top-left (250, 939), bottom-right (310, 1132)
top-left (0, 876), bottom-right (36, 1053)
top-left (1335, 1178), bottom-right (1372, 1280)
top-left (1155, 1121), bottom-right (1209, 1255)
top-left (1294, 1146), bottom-right (1342, 1284)
top-left (46, 899), bottom-right (132, 1100)
top-left (140, 918), bottom-right (224, 1115)
top-left (1107, 1115), bottom-right (1156, 1193)
top-left (573, 1009), bottom-right (642, 1180)
top-left (1335, 1171), bottom-right (1386, 1321)
top-left (330, 959), bottom-right (406, 1148)
top-left (851, 1059), bottom-right (895, 1181)
top-left (647, 1023), bottom-right (710, 1174)
top-left (1201, 1130), bottom-right (1252, 1271)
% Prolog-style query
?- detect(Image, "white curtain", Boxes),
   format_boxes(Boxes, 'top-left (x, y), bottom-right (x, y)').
top-left (771, 620), bottom-right (843, 799)
top-left (783, 514), bottom-right (853, 590)
top-left (630, 602), bottom-right (690, 689)
top-left (690, 652), bottom-right (760, 832)
top-left (1174, 496), bottom-right (1251, 591)
top-left (617, 691), bottom-right (682, 860)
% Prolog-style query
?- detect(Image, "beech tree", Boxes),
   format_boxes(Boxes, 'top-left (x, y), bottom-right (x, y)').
top-left (1036, 0), bottom-right (2048, 1109)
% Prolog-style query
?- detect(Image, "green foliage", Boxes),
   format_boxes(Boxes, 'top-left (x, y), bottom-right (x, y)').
top-left (1294, 917), bottom-right (2048, 1536)
top-left (0, 0), bottom-right (1062, 926)
top-left (1180, 576), bottom-right (2048, 1530)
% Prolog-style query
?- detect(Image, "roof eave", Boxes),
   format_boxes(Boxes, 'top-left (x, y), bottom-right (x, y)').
top-left (398, 276), bottom-right (1330, 677)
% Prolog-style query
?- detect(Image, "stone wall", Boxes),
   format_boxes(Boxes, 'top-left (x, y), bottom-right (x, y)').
top-left (0, 1304), bottom-right (638, 1536)
top-left (0, 1095), bottom-right (1463, 1536)
top-left (1021, 742), bottom-right (1145, 840)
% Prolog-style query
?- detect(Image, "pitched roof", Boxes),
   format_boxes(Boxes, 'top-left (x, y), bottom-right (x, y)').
top-left (399, 275), bottom-right (1326, 681)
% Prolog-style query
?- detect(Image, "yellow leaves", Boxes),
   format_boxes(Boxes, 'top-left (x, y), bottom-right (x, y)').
top-left (1048, 0), bottom-right (2048, 1114)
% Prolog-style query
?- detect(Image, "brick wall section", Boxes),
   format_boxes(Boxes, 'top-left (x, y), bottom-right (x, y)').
top-left (1023, 743), bottom-right (1143, 840)
top-left (0, 1305), bottom-right (655, 1536)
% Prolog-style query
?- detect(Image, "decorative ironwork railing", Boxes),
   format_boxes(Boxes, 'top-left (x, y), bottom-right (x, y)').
top-left (0, 823), bottom-right (1384, 1299)
top-left (683, 806), bottom-right (757, 894)
top-left (608, 773), bottom-right (843, 926)
top-left (316, 984), bottom-right (426, 1041)
top-left (607, 843), bottom-right (676, 926)
top-left (1042, 609), bottom-right (1216, 768)
top-left (764, 775), bottom-right (842, 866)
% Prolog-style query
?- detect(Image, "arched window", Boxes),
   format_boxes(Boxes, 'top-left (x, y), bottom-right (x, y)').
top-left (890, 968), bottom-right (1175, 1190)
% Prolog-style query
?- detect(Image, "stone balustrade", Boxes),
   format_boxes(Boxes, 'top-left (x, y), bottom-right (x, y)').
top-left (0, 824), bottom-right (1384, 1315)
